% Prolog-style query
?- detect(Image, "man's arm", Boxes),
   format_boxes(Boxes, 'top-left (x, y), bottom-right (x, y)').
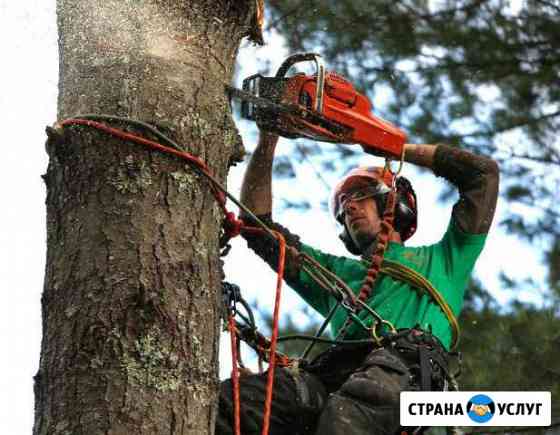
top-left (404, 143), bottom-right (499, 234)
top-left (239, 132), bottom-right (303, 280)
top-left (240, 132), bottom-right (278, 218)
top-left (403, 143), bottom-right (437, 169)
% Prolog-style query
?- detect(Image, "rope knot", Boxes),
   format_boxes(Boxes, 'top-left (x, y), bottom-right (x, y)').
top-left (223, 212), bottom-right (244, 239)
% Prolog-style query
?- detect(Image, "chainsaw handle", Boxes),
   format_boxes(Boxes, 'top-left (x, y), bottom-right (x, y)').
top-left (360, 143), bottom-right (403, 160)
top-left (360, 144), bottom-right (393, 159)
top-left (275, 53), bottom-right (322, 77)
top-left (275, 53), bottom-right (326, 113)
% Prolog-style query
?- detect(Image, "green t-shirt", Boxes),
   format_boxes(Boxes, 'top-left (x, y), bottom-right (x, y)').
top-left (292, 220), bottom-right (487, 351)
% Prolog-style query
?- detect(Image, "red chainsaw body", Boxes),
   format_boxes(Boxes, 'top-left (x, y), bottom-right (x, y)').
top-left (281, 72), bottom-right (407, 158)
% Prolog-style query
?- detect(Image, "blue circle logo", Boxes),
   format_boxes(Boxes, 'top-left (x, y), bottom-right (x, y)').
top-left (467, 394), bottom-right (495, 423)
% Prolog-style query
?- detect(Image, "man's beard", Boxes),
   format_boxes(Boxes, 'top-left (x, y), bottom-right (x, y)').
top-left (354, 231), bottom-right (379, 259)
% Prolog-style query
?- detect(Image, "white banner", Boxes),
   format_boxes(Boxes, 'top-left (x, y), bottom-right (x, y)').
top-left (400, 391), bottom-right (551, 427)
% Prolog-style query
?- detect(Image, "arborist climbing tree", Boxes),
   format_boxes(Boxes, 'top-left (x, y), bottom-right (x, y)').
top-left (216, 101), bottom-right (499, 433)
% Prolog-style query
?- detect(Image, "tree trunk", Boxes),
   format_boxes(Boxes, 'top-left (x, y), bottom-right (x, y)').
top-left (35, 1), bottom-right (255, 433)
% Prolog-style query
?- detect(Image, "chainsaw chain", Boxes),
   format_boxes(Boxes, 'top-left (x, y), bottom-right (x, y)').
top-left (226, 85), bottom-right (304, 116)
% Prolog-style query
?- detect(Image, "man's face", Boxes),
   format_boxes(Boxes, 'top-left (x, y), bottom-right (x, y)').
top-left (342, 191), bottom-right (382, 250)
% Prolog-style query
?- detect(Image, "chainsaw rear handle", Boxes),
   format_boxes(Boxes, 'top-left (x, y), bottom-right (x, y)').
top-left (275, 53), bottom-right (326, 113)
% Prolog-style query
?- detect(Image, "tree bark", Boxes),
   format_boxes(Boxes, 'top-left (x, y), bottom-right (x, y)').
top-left (35, 1), bottom-right (254, 433)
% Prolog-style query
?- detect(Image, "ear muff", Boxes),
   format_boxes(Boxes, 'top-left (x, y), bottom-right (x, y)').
top-left (394, 176), bottom-right (417, 241)
top-left (366, 178), bottom-right (417, 242)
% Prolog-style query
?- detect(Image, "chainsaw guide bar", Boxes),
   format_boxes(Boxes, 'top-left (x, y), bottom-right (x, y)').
top-left (226, 85), bottom-right (352, 140)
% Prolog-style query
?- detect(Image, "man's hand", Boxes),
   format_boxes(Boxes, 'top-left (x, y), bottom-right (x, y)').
top-left (360, 143), bottom-right (437, 169)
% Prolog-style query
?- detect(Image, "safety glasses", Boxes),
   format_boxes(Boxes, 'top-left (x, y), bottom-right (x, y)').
top-left (336, 183), bottom-right (390, 220)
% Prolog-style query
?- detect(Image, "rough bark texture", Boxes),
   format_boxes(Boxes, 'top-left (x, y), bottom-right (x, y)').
top-left (35, 1), bottom-right (253, 434)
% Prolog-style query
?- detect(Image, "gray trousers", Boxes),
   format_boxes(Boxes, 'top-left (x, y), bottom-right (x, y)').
top-left (216, 344), bottom-right (421, 435)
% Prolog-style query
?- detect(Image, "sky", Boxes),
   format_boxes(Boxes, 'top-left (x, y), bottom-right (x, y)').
top-left (0, 1), bottom-right (548, 434)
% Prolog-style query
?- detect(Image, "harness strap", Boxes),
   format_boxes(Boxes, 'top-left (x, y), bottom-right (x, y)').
top-left (418, 345), bottom-right (432, 391)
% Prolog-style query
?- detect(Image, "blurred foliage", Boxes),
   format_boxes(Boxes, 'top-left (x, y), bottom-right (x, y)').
top-left (459, 280), bottom-right (560, 402)
top-left (263, 0), bottom-right (560, 301)
top-left (459, 306), bottom-right (560, 397)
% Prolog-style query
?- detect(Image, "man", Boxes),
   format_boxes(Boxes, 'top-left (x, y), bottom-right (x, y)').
top-left (216, 130), bottom-right (499, 435)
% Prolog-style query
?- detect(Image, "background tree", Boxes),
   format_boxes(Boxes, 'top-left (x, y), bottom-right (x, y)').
top-left (34, 1), bottom-right (261, 433)
top-left (265, 0), bottom-right (560, 299)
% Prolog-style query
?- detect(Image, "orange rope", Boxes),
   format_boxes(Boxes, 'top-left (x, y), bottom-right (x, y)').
top-left (58, 119), bottom-right (228, 207)
top-left (60, 119), bottom-right (209, 171)
top-left (239, 227), bottom-right (287, 435)
top-left (228, 316), bottom-right (241, 435)
top-left (261, 231), bottom-right (286, 435)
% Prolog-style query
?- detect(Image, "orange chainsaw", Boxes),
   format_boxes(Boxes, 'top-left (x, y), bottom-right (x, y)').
top-left (227, 53), bottom-right (407, 158)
